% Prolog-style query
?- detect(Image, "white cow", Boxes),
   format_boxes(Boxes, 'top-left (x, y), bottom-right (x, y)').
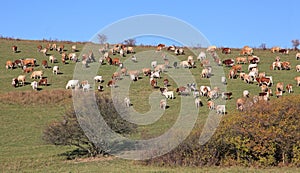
top-left (31, 81), bottom-right (38, 90)
top-left (195, 98), bottom-right (202, 108)
top-left (243, 90), bottom-right (250, 98)
top-left (216, 105), bottom-right (226, 115)
top-left (82, 84), bottom-right (90, 92)
top-left (124, 97), bottom-right (131, 107)
top-left (160, 99), bottom-right (167, 110)
top-left (94, 76), bottom-right (103, 83)
top-left (197, 51), bottom-right (206, 61)
top-left (53, 66), bottom-right (59, 75)
top-left (163, 91), bottom-right (174, 99)
top-left (66, 80), bottom-right (79, 89)
top-left (151, 61), bottom-right (157, 68)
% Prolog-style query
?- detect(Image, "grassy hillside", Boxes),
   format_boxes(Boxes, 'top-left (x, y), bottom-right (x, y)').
top-left (0, 38), bottom-right (300, 172)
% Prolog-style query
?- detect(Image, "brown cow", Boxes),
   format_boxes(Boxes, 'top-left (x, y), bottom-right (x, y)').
top-left (295, 76), bottom-right (300, 86)
top-left (5, 60), bottom-right (15, 69)
top-left (37, 45), bottom-right (42, 52)
top-left (12, 45), bottom-right (17, 53)
top-left (228, 69), bottom-right (237, 79)
top-left (142, 68), bottom-right (151, 76)
top-left (22, 59), bottom-right (36, 67)
top-left (271, 46), bottom-right (280, 53)
top-left (222, 48), bottom-right (231, 54)
top-left (276, 82), bottom-right (284, 92)
top-left (38, 78), bottom-right (48, 86)
top-left (281, 61), bottom-right (291, 70)
top-left (231, 65), bottom-right (242, 72)
top-left (23, 67), bottom-right (34, 73)
top-left (156, 44), bottom-right (165, 51)
top-left (236, 57), bottom-right (247, 64)
top-left (41, 60), bottom-right (48, 68)
top-left (286, 84), bottom-right (293, 93)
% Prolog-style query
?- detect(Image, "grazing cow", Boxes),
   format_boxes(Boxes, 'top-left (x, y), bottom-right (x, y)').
top-left (232, 65), bottom-right (242, 72)
top-left (256, 76), bottom-right (273, 86)
top-left (156, 44), bottom-right (165, 51)
top-left (276, 82), bottom-right (284, 92)
top-left (50, 44), bottom-right (57, 51)
top-left (174, 48), bottom-right (184, 55)
top-left (207, 89), bottom-right (219, 100)
top-left (199, 86), bottom-right (211, 96)
top-left (38, 78), bottom-right (48, 86)
top-left (221, 76), bottom-right (227, 85)
top-left (128, 70), bottom-right (139, 81)
top-left (82, 84), bottom-right (90, 92)
top-left (281, 61), bottom-right (291, 70)
top-left (126, 47), bottom-right (135, 54)
top-left (201, 68), bottom-right (209, 78)
top-left (271, 46), bottom-right (280, 53)
top-left (17, 75), bottom-right (26, 86)
top-left (248, 63), bottom-right (257, 71)
top-left (167, 45), bottom-right (176, 51)
top-left (216, 105), bottom-right (226, 115)
top-left (243, 90), bottom-right (250, 98)
top-left (14, 59), bottom-right (22, 68)
top-left (197, 51), bottom-right (206, 61)
top-left (155, 64), bottom-right (166, 72)
top-left (296, 53), bottom-right (300, 60)
top-left (30, 70), bottom-right (43, 79)
top-left (228, 69), bottom-right (237, 79)
top-left (187, 83), bottom-right (197, 91)
top-left (112, 72), bottom-right (121, 80)
top-left (31, 81), bottom-right (38, 90)
top-left (107, 80), bottom-right (116, 87)
top-left (5, 60), bottom-right (15, 69)
top-left (150, 78), bottom-right (157, 88)
top-left (195, 98), bottom-right (202, 108)
top-left (41, 60), bottom-right (48, 68)
top-left (271, 61), bottom-right (282, 70)
top-left (151, 61), bottom-right (157, 68)
top-left (142, 68), bottom-right (151, 76)
top-left (40, 48), bottom-right (48, 55)
top-left (124, 97), bottom-right (131, 107)
top-left (206, 45), bottom-right (217, 52)
top-left (286, 84), bottom-right (293, 93)
top-left (249, 56), bottom-right (260, 64)
top-left (180, 60), bottom-right (191, 68)
top-left (22, 58), bottom-right (36, 67)
top-left (23, 67), bottom-right (34, 73)
top-left (296, 65), bottom-right (300, 72)
top-left (37, 45), bottom-right (42, 52)
top-left (12, 45), bottom-right (17, 53)
top-left (71, 45), bottom-right (77, 52)
top-left (68, 53), bottom-right (77, 62)
top-left (57, 44), bottom-right (64, 53)
top-left (49, 55), bottom-right (56, 63)
top-left (151, 70), bottom-right (161, 78)
top-left (53, 66), bottom-right (59, 75)
top-left (163, 90), bottom-right (174, 99)
top-left (240, 46), bottom-right (253, 55)
top-left (279, 49), bottom-right (289, 54)
top-left (207, 101), bottom-right (215, 110)
top-left (160, 99), bottom-right (167, 110)
top-left (163, 78), bottom-right (169, 87)
top-left (94, 76), bottom-right (103, 83)
top-left (176, 86), bottom-right (190, 96)
top-left (222, 48), bottom-right (231, 54)
top-left (12, 78), bottom-right (18, 87)
top-left (236, 98), bottom-right (245, 111)
top-left (221, 92), bottom-right (232, 100)
top-left (131, 55), bottom-right (137, 62)
top-left (222, 59), bottom-right (235, 67)
top-left (294, 76), bottom-right (300, 86)
top-left (236, 57), bottom-right (247, 64)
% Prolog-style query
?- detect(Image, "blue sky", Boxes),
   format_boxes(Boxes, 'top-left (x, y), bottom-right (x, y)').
top-left (1, 0), bottom-right (299, 48)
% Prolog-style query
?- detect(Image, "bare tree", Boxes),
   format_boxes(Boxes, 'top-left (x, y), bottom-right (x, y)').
top-left (259, 43), bottom-right (266, 50)
top-left (291, 39), bottom-right (299, 50)
top-left (97, 34), bottom-right (107, 45)
top-left (124, 38), bottom-right (136, 46)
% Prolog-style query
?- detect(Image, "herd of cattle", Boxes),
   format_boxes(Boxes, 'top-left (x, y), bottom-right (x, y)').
top-left (4, 43), bottom-right (300, 114)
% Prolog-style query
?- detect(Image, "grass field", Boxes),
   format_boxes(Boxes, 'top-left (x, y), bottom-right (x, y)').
top-left (0, 38), bottom-right (300, 172)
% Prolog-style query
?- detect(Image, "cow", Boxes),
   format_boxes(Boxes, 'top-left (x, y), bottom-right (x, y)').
top-left (275, 90), bottom-right (283, 98)
top-left (12, 78), bottom-right (18, 87)
top-left (275, 56), bottom-right (281, 62)
top-left (216, 105), bottom-right (226, 115)
top-left (296, 65), bottom-right (300, 72)
top-left (151, 70), bottom-right (161, 78)
top-left (82, 84), bottom-right (90, 92)
top-left (296, 53), bottom-right (300, 60)
top-left (279, 49), bottom-right (289, 54)
top-left (294, 76), bottom-right (300, 86)
top-left (236, 98), bottom-right (246, 111)
top-left (150, 78), bottom-right (157, 88)
top-left (249, 56), bottom-right (260, 64)
top-left (180, 61), bottom-right (191, 68)
top-left (160, 99), bottom-right (167, 110)
top-left (286, 84), bottom-right (293, 93)
top-left (124, 97), bottom-right (131, 107)
top-left (174, 48), bottom-right (185, 55)
top-left (163, 78), bottom-right (169, 87)
top-left (231, 65), bottom-right (242, 72)
top-left (222, 47), bottom-right (231, 54)
top-left (256, 77), bottom-right (273, 87)
top-left (23, 67), bottom-right (34, 73)
top-left (271, 46), bottom-right (280, 53)
top-left (243, 90), bottom-right (250, 98)
top-left (199, 86), bottom-right (211, 96)
top-left (71, 45), bottom-right (77, 52)
top-left (126, 47), bottom-right (135, 54)
top-left (142, 68), bottom-right (151, 76)
top-left (57, 44), bottom-right (64, 53)
top-left (156, 44), bottom-right (165, 51)
top-left (281, 61), bottom-right (291, 70)
top-left (128, 70), bottom-right (139, 81)
top-left (176, 86), bottom-right (190, 96)
top-left (197, 51), bottom-right (206, 61)
top-left (276, 82), bottom-right (284, 92)
top-left (221, 76), bottom-right (227, 85)
top-left (228, 69), bottom-right (237, 79)
top-left (162, 91), bottom-right (174, 99)
top-left (17, 75), bottom-right (26, 86)
top-left (207, 101), bottom-right (215, 110)
top-left (240, 46), bottom-right (253, 55)
top-left (14, 59), bottom-right (22, 68)
top-left (271, 61), bottom-right (282, 70)
top-left (31, 71), bottom-right (43, 79)
top-left (208, 89), bottom-right (219, 100)
top-left (248, 63), bottom-right (257, 71)
top-left (112, 72), bottom-right (121, 80)
top-left (22, 59), bottom-right (36, 67)
top-left (53, 66), bottom-right (59, 75)
top-left (40, 48), bottom-right (48, 55)
top-left (37, 45), bottom-right (42, 52)
top-left (49, 55), bottom-right (57, 63)
top-left (222, 59), bottom-right (235, 67)
top-left (107, 80), bottom-right (116, 87)
top-left (31, 81), bottom-right (38, 90)
top-left (195, 98), bottom-right (202, 108)
top-left (5, 60), bottom-right (15, 69)
top-left (236, 57), bottom-right (247, 64)
top-left (221, 92), bottom-right (232, 100)
top-left (206, 45), bottom-right (217, 52)
top-left (167, 45), bottom-right (176, 51)
top-left (38, 78), bottom-right (48, 86)
top-left (151, 61), bottom-right (157, 68)
top-left (41, 60), bottom-right (48, 68)
top-left (12, 45), bottom-right (17, 53)
top-left (201, 68), bottom-right (209, 78)
top-left (94, 76), bottom-right (103, 83)
top-left (68, 53), bottom-right (77, 62)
